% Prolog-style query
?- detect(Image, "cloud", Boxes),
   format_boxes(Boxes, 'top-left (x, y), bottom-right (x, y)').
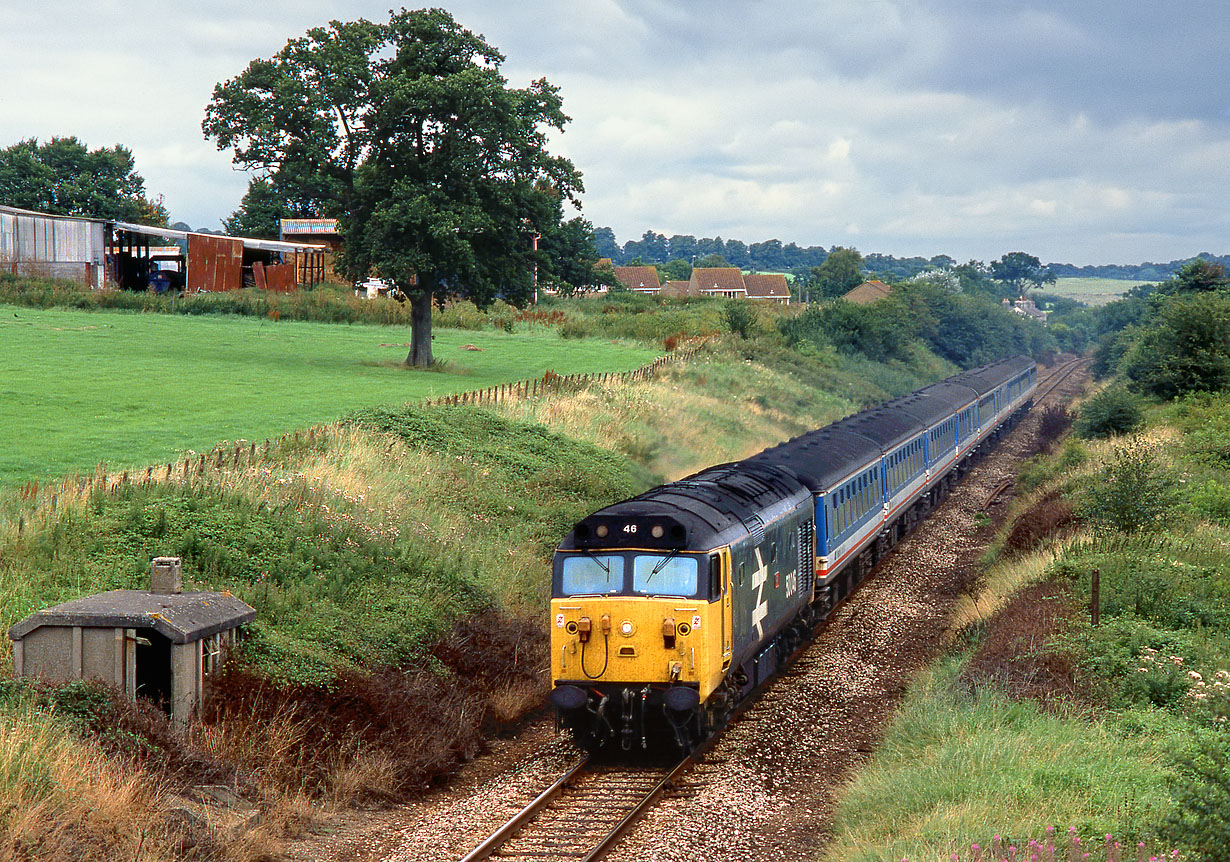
top-left (2, 1), bottom-right (1230, 262)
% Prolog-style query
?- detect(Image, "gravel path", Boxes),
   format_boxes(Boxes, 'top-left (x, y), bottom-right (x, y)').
top-left (287, 364), bottom-right (1087, 862)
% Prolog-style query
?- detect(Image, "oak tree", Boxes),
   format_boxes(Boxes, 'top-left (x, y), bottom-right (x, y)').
top-left (989, 251), bottom-right (1055, 297)
top-left (204, 8), bottom-right (587, 366)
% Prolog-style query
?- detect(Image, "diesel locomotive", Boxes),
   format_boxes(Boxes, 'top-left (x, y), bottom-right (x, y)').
top-left (549, 355), bottom-right (1037, 751)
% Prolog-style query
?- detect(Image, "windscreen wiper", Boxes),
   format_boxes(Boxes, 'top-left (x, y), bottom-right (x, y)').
top-left (582, 548), bottom-right (611, 575)
top-left (647, 548), bottom-right (680, 581)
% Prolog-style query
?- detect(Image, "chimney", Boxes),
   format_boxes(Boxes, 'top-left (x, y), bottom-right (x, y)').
top-left (150, 557), bottom-right (183, 594)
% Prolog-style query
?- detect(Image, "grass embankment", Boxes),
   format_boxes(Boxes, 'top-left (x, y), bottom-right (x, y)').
top-left (0, 304), bottom-right (659, 485)
top-left (0, 320), bottom-right (957, 860)
top-left (822, 393), bottom-right (1230, 862)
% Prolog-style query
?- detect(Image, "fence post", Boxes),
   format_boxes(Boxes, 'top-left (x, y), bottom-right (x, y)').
top-left (1091, 568), bottom-right (1101, 626)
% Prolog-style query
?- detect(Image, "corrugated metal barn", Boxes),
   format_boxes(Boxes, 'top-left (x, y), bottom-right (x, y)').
top-left (0, 205), bottom-right (108, 286)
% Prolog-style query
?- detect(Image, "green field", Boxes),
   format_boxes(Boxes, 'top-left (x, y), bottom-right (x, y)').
top-left (0, 305), bottom-right (659, 485)
top-left (1048, 277), bottom-right (1149, 306)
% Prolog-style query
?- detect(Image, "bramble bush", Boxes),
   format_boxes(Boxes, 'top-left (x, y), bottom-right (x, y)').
top-left (1163, 737), bottom-right (1230, 862)
top-left (1076, 440), bottom-right (1173, 533)
top-left (1074, 387), bottom-right (1145, 438)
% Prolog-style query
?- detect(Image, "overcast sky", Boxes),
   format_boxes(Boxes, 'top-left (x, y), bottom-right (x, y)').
top-left (4, 1), bottom-right (1228, 265)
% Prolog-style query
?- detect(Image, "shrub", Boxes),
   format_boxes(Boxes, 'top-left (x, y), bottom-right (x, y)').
top-left (1074, 387), bottom-right (1145, 438)
top-left (1076, 439), bottom-right (1173, 533)
top-left (1037, 406), bottom-right (1074, 448)
top-left (779, 299), bottom-right (914, 362)
top-left (1122, 291), bottom-right (1230, 398)
top-left (721, 299), bottom-right (755, 339)
top-left (1162, 737), bottom-right (1230, 862)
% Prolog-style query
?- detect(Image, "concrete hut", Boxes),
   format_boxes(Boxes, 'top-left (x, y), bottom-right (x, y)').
top-left (8, 558), bottom-right (255, 726)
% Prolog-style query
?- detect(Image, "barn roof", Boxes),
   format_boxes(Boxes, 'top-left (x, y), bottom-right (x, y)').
top-left (10, 591), bottom-right (256, 645)
top-left (279, 218), bottom-right (340, 236)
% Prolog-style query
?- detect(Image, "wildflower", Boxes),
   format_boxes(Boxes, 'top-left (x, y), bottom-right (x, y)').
top-left (1188, 671), bottom-right (1203, 682)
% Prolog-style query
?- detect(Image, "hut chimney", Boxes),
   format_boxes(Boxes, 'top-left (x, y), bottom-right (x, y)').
top-left (150, 557), bottom-right (183, 594)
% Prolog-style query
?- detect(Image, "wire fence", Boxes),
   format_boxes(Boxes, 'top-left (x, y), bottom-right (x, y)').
top-left (416, 337), bottom-right (709, 408)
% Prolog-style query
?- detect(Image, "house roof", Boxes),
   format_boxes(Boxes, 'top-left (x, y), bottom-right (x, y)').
top-left (613, 265), bottom-right (661, 290)
top-left (279, 218), bottom-right (340, 236)
top-left (842, 280), bottom-right (893, 305)
top-left (10, 590), bottom-right (256, 645)
top-left (744, 273), bottom-right (790, 298)
top-left (690, 267), bottom-right (747, 293)
top-left (661, 280), bottom-right (699, 298)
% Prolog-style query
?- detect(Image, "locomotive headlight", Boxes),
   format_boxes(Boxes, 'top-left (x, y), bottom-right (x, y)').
top-left (651, 524), bottom-right (665, 539)
top-left (595, 524), bottom-right (609, 538)
top-left (619, 620), bottom-right (635, 637)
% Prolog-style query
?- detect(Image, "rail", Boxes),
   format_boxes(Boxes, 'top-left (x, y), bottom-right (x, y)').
top-left (457, 754), bottom-right (698, 862)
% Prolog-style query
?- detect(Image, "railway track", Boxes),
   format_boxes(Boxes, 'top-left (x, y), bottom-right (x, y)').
top-left (1034, 356), bottom-right (1087, 404)
top-left (458, 755), bottom-right (695, 862)
top-left (981, 357), bottom-right (1085, 511)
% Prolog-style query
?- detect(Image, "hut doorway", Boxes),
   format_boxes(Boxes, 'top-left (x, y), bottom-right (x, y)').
top-left (135, 628), bottom-right (173, 710)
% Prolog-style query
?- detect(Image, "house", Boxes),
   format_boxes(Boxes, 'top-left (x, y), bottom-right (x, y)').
top-left (9, 558), bottom-right (255, 726)
top-left (689, 267), bottom-right (747, 298)
top-left (744, 273), bottom-right (792, 304)
top-left (842, 279), bottom-right (893, 305)
top-left (280, 218), bottom-right (342, 284)
top-left (1004, 296), bottom-right (1048, 324)
top-left (0, 205), bottom-right (108, 287)
top-left (612, 265), bottom-right (661, 294)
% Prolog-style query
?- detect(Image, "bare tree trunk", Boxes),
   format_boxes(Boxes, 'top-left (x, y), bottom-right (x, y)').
top-left (406, 288), bottom-right (434, 367)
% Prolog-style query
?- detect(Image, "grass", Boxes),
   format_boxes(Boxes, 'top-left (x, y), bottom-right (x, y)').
top-left (822, 657), bottom-right (1175, 862)
top-left (1049, 277), bottom-right (1150, 307)
top-left (497, 340), bottom-right (955, 481)
top-left (825, 391), bottom-right (1230, 862)
top-left (0, 412), bottom-right (650, 686)
top-left (0, 304), bottom-right (659, 486)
